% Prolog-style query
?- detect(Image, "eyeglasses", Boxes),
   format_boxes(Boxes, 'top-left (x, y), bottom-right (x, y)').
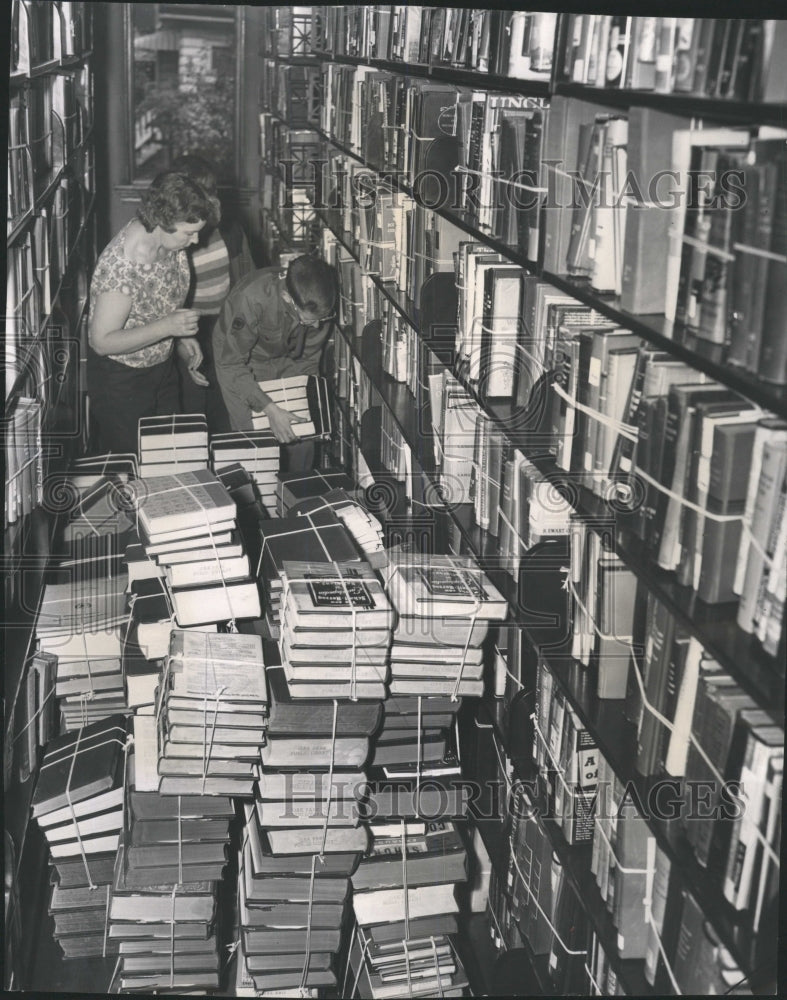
top-left (282, 286), bottom-right (334, 328)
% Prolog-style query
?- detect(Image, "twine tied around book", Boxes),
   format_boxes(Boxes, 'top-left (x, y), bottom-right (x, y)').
top-left (642, 837), bottom-right (682, 993)
top-left (431, 936), bottom-right (446, 999)
top-left (551, 380), bottom-right (640, 441)
top-left (632, 465), bottom-right (747, 523)
top-left (446, 555), bottom-right (483, 701)
top-left (299, 853), bottom-right (318, 995)
top-left (256, 512), bottom-right (336, 579)
top-left (168, 885), bottom-right (178, 988)
top-left (415, 696), bottom-right (423, 818)
top-left (453, 164), bottom-right (548, 195)
top-left (177, 795), bottom-right (183, 886)
top-left (400, 819), bottom-right (411, 942)
top-left (101, 882), bottom-right (111, 958)
top-left (346, 923), bottom-right (372, 999)
top-left (40, 723), bottom-right (128, 890)
top-left (319, 699), bottom-right (340, 860)
top-left (201, 678), bottom-right (228, 795)
top-left (508, 834), bottom-right (587, 957)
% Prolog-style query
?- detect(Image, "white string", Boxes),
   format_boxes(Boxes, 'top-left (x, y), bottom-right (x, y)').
top-left (592, 815), bottom-right (651, 875)
top-left (634, 466), bottom-right (745, 523)
top-left (509, 842), bottom-right (587, 956)
top-left (299, 854), bottom-right (318, 994)
top-left (319, 699), bottom-right (340, 859)
top-left (551, 381), bottom-right (639, 441)
top-left (454, 164), bottom-right (547, 194)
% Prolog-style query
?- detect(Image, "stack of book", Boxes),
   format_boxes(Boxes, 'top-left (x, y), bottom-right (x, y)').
top-left (155, 630), bottom-right (268, 797)
top-left (278, 559), bottom-right (393, 701)
top-left (108, 841), bottom-right (221, 994)
top-left (384, 551), bottom-right (507, 698)
top-left (371, 696), bottom-right (462, 773)
top-left (30, 715), bottom-right (128, 960)
top-left (137, 415), bottom-right (209, 478)
top-left (210, 431), bottom-right (280, 517)
top-left (347, 822), bottom-right (471, 1000)
top-left (257, 507), bottom-right (362, 639)
top-left (36, 575), bottom-right (128, 730)
top-left (289, 489), bottom-right (387, 569)
top-left (236, 800), bottom-right (356, 994)
top-left (128, 469), bottom-right (261, 627)
top-left (250, 375), bottom-right (332, 439)
top-left (238, 642), bottom-right (382, 992)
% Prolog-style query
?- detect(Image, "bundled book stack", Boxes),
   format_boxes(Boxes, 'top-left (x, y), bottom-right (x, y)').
top-left (210, 431), bottom-right (280, 517)
top-left (251, 375), bottom-right (332, 439)
top-left (153, 630), bottom-right (268, 798)
top-left (103, 715), bottom-right (234, 994)
top-left (278, 559), bottom-right (393, 701)
top-left (36, 574), bottom-right (129, 731)
top-left (30, 715), bottom-right (128, 960)
top-left (127, 468), bottom-right (261, 628)
top-left (288, 488), bottom-right (387, 570)
top-left (257, 505), bottom-right (362, 640)
top-left (347, 821), bottom-right (471, 999)
top-left (384, 551), bottom-right (507, 699)
top-left (235, 638), bottom-right (382, 993)
top-left (137, 415), bottom-right (209, 479)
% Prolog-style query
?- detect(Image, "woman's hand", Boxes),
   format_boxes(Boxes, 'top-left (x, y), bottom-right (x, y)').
top-left (176, 337), bottom-right (209, 387)
top-left (164, 308), bottom-right (200, 338)
top-left (260, 401), bottom-right (306, 443)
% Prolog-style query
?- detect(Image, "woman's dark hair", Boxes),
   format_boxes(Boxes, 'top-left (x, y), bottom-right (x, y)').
top-left (137, 171), bottom-right (220, 233)
top-left (286, 255), bottom-right (337, 318)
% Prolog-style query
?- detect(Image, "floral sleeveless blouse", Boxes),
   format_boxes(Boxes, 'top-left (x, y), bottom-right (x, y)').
top-left (89, 221), bottom-right (190, 368)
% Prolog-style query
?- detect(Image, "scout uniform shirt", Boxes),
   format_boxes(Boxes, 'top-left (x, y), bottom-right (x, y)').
top-left (211, 267), bottom-right (333, 432)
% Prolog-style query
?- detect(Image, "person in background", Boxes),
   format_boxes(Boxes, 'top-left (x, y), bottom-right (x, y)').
top-left (212, 255), bottom-right (337, 472)
top-left (87, 171), bottom-right (219, 455)
top-left (169, 154), bottom-right (254, 433)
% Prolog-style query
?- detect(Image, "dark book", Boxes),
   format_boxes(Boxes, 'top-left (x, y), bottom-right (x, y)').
top-left (757, 140), bottom-right (787, 384)
top-left (265, 648), bottom-right (382, 736)
top-left (32, 715), bottom-right (127, 818)
top-left (635, 601), bottom-right (685, 777)
top-left (621, 108), bottom-right (687, 315)
top-left (683, 670), bottom-right (756, 868)
top-left (697, 422), bottom-right (757, 603)
top-left (351, 820), bottom-right (468, 891)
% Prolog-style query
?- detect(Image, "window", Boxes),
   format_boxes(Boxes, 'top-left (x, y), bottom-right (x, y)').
top-left (128, 3), bottom-right (238, 183)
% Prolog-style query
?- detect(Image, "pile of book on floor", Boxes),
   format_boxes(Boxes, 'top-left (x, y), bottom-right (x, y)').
top-left (210, 431), bottom-right (280, 517)
top-left (235, 642), bottom-right (382, 993)
top-left (250, 374), bottom-right (332, 438)
top-left (257, 506), bottom-right (362, 639)
top-left (127, 468), bottom-right (261, 627)
top-left (36, 570), bottom-right (129, 731)
top-left (287, 486), bottom-right (387, 569)
top-left (347, 820), bottom-right (471, 999)
top-left (31, 715), bottom-right (129, 960)
top-left (137, 414), bottom-right (209, 478)
top-left (154, 630), bottom-right (268, 797)
top-left (104, 716), bottom-right (233, 994)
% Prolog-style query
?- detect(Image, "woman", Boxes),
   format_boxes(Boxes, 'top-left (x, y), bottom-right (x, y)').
top-left (86, 171), bottom-right (220, 455)
top-left (169, 154), bottom-right (254, 433)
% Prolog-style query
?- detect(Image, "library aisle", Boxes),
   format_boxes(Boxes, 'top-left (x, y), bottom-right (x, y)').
top-left (4, 4), bottom-right (785, 997)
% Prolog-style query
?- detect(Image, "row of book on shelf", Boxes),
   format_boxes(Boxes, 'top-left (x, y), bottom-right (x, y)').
top-left (321, 216), bottom-right (787, 664)
top-left (284, 7), bottom-right (787, 105)
top-left (11, 394), bottom-right (529, 994)
top-left (316, 68), bottom-right (787, 384)
top-left (8, 69), bottom-right (95, 233)
top-left (10, 0), bottom-right (94, 76)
